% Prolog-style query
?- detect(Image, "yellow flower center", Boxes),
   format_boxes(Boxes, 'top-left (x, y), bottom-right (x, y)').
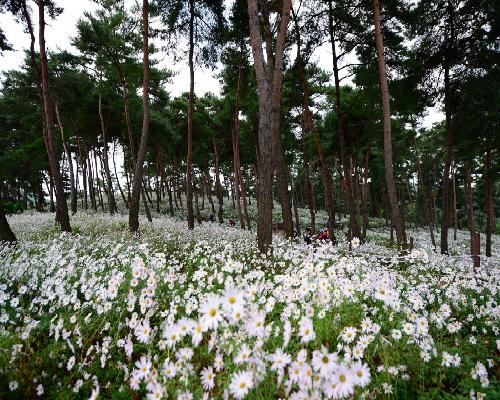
top-left (339, 374), bottom-right (346, 383)
top-left (357, 370), bottom-right (363, 377)
top-left (229, 296), bottom-right (236, 304)
top-left (239, 382), bottom-right (246, 389)
top-left (256, 321), bottom-right (262, 327)
top-left (322, 356), bottom-right (329, 364)
top-left (209, 308), bottom-right (217, 317)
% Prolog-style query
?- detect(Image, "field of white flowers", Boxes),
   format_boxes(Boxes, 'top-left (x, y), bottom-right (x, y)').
top-left (0, 211), bottom-right (498, 399)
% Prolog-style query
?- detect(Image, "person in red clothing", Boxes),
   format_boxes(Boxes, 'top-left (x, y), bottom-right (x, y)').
top-left (316, 228), bottom-right (329, 241)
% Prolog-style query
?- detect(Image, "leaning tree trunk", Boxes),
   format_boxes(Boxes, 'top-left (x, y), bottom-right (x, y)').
top-left (38, 0), bottom-right (71, 232)
top-left (54, 101), bottom-right (77, 215)
top-left (372, 0), bottom-right (406, 248)
top-left (185, 0), bottom-right (195, 230)
top-left (129, 0), bottom-right (151, 232)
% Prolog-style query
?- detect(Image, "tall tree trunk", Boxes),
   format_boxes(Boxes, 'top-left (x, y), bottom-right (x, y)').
top-left (465, 161), bottom-right (475, 253)
top-left (129, 0), bottom-right (151, 232)
top-left (213, 139), bottom-right (224, 223)
top-left (326, 1), bottom-right (361, 239)
top-left (232, 116), bottom-right (245, 228)
top-left (94, 150), bottom-right (104, 211)
top-left (54, 101), bottom-right (77, 215)
top-left (290, 174), bottom-right (301, 237)
top-left (87, 150), bottom-right (97, 211)
top-left (440, 0), bottom-right (455, 254)
top-left (301, 132), bottom-right (316, 232)
top-left (292, 13), bottom-right (336, 241)
top-left (99, 94), bottom-right (116, 214)
top-left (372, 0), bottom-right (406, 247)
top-left (79, 142), bottom-right (88, 210)
top-left (485, 150), bottom-right (494, 257)
top-left (166, 174), bottom-right (175, 216)
top-left (185, 0), bottom-right (195, 230)
top-left (247, 0), bottom-right (291, 252)
top-left (240, 172), bottom-right (251, 230)
top-left (38, 0), bottom-right (71, 232)
top-left (451, 160), bottom-right (458, 240)
top-left (204, 169), bottom-right (216, 215)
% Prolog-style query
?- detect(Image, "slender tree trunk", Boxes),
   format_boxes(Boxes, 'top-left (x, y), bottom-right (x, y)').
top-left (129, 0), bottom-right (151, 232)
top-left (213, 139), bottom-right (224, 223)
top-left (79, 142), bottom-right (88, 210)
top-left (465, 161), bottom-right (475, 253)
top-left (301, 133), bottom-right (316, 232)
top-left (166, 174), bottom-right (175, 216)
top-left (232, 108), bottom-right (245, 229)
top-left (99, 94), bottom-right (116, 214)
top-left (193, 172), bottom-right (202, 223)
top-left (485, 150), bottom-right (494, 257)
top-left (372, 0), bottom-right (405, 247)
top-left (204, 169), bottom-right (216, 215)
top-left (290, 174), bottom-right (301, 237)
top-left (54, 101), bottom-right (77, 215)
top-left (93, 150), bottom-right (104, 211)
top-left (38, 0), bottom-right (71, 232)
top-left (240, 172), bottom-right (251, 230)
top-left (185, 0), bottom-right (195, 229)
top-left (451, 160), bottom-right (458, 240)
top-left (112, 141), bottom-right (127, 208)
top-left (87, 150), bottom-right (97, 211)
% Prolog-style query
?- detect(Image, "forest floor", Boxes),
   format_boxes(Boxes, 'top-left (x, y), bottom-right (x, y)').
top-left (0, 210), bottom-right (498, 399)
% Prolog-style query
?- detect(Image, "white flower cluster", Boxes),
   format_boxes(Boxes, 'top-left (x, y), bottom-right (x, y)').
top-left (0, 211), bottom-right (498, 399)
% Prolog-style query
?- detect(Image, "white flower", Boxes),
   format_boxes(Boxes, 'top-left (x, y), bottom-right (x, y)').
top-left (199, 294), bottom-right (223, 330)
top-left (312, 348), bottom-right (337, 377)
top-left (135, 320), bottom-right (151, 344)
top-left (134, 355), bottom-right (152, 380)
top-left (341, 327), bottom-right (357, 343)
top-left (331, 364), bottom-right (354, 398)
top-left (299, 317), bottom-right (315, 343)
top-left (9, 380), bottom-right (18, 391)
top-left (36, 384), bottom-right (44, 396)
top-left (67, 355), bottom-right (75, 371)
top-left (234, 344), bottom-right (252, 365)
top-left (146, 382), bottom-right (164, 400)
top-left (162, 360), bottom-right (177, 378)
top-left (229, 370), bottom-right (253, 399)
top-left (200, 366), bottom-right (215, 391)
top-left (351, 361), bottom-right (371, 387)
top-left (246, 311), bottom-right (266, 337)
top-left (223, 286), bottom-right (245, 312)
top-left (269, 348), bottom-right (291, 372)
